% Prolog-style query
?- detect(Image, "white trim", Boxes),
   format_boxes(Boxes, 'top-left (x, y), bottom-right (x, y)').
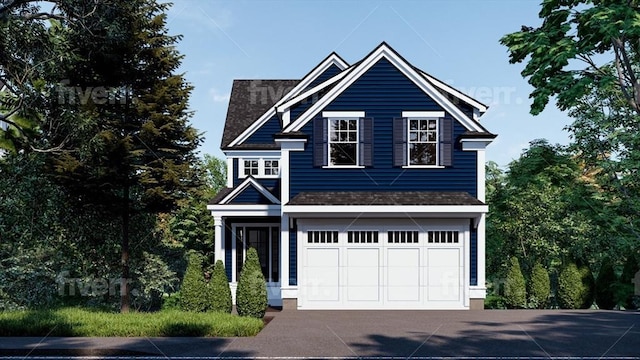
top-left (237, 158), bottom-right (281, 179)
top-left (218, 177), bottom-right (281, 205)
top-left (322, 165), bottom-right (365, 169)
top-left (226, 157), bottom-right (234, 188)
top-left (401, 111), bottom-right (445, 118)
top-left (284, 204), bottom-right (488, 214)
top-left (280, 215), bottom-right (290, 290)
top-left (214, 216), bottom-right (223, 262)
top-left (284, 44), bottom-right (485, 133)
top-left (476, 214), bottom-right (487, 298)
top-left (208, 206), bottom-right (281, 218)
top-left (327, 117), bottom-right (360, 167)
top-left (275, 138), bottom-right (307, 152)
top-left (230, 53), bottom-right (349, 147)
top-left (276, 69), bottom-right (353, 114)
top-left (476, 149), bottom-right (486, 202)
top-left (406, 117), bottom-right (439, 167)
top-left (322, 111), bottom-right (365, 118)
top-left (420, 71), bottom-right (488, 113)
top-left (402, 165), bottom-right (445, 169)
top-left (223, 150), bottom-right (281, 157)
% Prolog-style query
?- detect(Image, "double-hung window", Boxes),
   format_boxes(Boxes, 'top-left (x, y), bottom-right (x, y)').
top-left (393, 111), bottom-right (453, 167)
top-left (313, 112), bottom-right (373, 167)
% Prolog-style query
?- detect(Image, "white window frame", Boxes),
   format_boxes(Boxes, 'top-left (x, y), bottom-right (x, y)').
top-left (406, 117), bottom-right (440, 168)
top-left (326, 117), bottom-right (361, 168)
top-left (238, 158), bottom-right (281, 179)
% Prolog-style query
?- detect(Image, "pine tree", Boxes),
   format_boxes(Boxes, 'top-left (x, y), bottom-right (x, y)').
top-left (180, 253), bottom-right (207, 312)
top-left (504, 256), bottom-right (526, 309)
top-left (236, 248), bottom-right (267, 318)
top-left (207, 260), bottom-right (232, 313)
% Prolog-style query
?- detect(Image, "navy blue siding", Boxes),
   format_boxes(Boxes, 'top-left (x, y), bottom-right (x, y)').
top-left (244, 115), bottom-right (281, 144)
top-left (305, 64), bottom-right (342, 90)
top-left (470, 227), bottom-right (477, 286)
top-left (228, 185), bottom-right (274, 204)
top-left (224, 226), bottom-right (233, 280)
top-left (289, 230), bottom-right (297, 286)
top-left (289, 58), bottom-right (477, 197)
top-left (232, 157), bottom-right (280, 190)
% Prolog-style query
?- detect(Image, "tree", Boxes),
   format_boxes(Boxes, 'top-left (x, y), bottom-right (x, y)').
top-left (558, 262), bottom-right (583, 309)
top-left (236, 248), bottom-right (267, 318)
top-left (529, 263), bottom-right (550, 309)
top-left (504, 257), bottom-right (526, 309)
top-left (619, 253), bottom-right (639, 309)
top-left (180, 252), bottom-right (207, 312)
top-left (207, 260), bottom-right (232, 313)
top-left (595, 257), bottom-right (617, 310)
top-left (578, 263), bottom-right (595, 309)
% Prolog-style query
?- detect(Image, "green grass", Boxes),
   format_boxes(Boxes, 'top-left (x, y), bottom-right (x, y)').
top-left (0, 308), bottom-right (263, 337)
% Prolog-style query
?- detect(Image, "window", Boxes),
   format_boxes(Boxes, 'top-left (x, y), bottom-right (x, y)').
top-left (348, 231), bottom-right (379, 243)
top-left (235, 225), bottom-right (280, 282)
top-left (313, 116), bottom-right (373, 167)
top-left (393, 115), bottom-right (453, 167)
top-left (307, 231), bottom-right (339, 243)
top-left (388, 231), bottom-right (419, 243)
top-left (427, 231), bottom-right (459, 244)
top-left (408, 119), bottom-right (437, 165)
top-left (329, 119), bottom-right (358, 166)
top-left (239, 158), bottom-right (280, 178)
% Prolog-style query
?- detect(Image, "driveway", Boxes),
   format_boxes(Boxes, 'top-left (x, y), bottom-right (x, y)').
top-left (0, 310), bottom-right (638, 358)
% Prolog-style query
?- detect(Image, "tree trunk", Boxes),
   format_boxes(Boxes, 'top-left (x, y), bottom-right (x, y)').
top-left (120, 184), bottom-right (131, 313)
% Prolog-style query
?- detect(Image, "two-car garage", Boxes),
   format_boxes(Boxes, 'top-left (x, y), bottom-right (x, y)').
top-left (297, 219), bottom-right (469, 310)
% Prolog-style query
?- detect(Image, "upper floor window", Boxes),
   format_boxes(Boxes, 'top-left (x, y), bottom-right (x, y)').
top-left (394, 112), bottom-right (453, 167)
top-left (239, 158), bottom-right (280, 178)
top-left (313, 112), bottom-right (372, 168)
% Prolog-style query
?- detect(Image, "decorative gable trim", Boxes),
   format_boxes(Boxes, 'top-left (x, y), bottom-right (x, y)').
top-left (419, 71), bottom-right (488, 113)
top-left (228, 53), bottom-right (349, 148)
top-left (218, 176), bottom-right (281, 205)
top-left (283, 43), bottom-right (486, 134)
top-left (276, 67), bottom-right (354, 115)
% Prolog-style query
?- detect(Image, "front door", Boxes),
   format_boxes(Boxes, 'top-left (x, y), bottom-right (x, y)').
top-left (235, 225), bottom-right (279, 283)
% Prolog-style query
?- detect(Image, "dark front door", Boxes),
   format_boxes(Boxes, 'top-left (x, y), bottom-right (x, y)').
top-left (236, 225), bottom-right (279, 282)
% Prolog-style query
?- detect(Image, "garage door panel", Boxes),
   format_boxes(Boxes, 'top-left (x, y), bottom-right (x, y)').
top-left (387, 248), bottom-right (419, 267)
top-left (428, 248), bottom-right (459, 267)
top-left (306, 248), bottom-right (339, 267)
top-left (306, 285), bottom-right (340, 301)
top-left (348, 286), bottom-right (379, 301)
top-left (347, 266), bottom-right (379, 286)
top-left (388, 286), bottom-right (420, 301)
top-left (347, 248), bottom-right (378, 267)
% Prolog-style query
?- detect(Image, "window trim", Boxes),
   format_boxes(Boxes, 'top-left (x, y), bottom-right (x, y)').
top-left (406, 117), bottom-right (439, 167)
top-left (326, 117), bottom-right (360, 168)
top-left (238, 157), bottom-right (281, 179)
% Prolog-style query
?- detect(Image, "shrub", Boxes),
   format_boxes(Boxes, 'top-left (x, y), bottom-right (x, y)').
top-left (595, 257), bottom-right (617, 310)
top-left (236, 248), bottom-right (267, 318)
top-left (558, 263), bottom-right (582, 309)
top-left (579, 264), bottom-right (595, 309)
top-left (208, 260), bottom-right (232, 313)
top-left (504, 257), bottom-right (526, 309)
top-left (619, 253), bottom-right (639, 310)
top-left (180, 253), bottom-right (207, 312)
top-left (161, 291), bottom-right (181, 311)
top-left (529, 263), bottom-right (550, 309)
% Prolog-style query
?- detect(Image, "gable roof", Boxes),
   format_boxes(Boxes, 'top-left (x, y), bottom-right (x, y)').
top-left (224, 52), bottom-right (349, 149)
top-left (210, 176), bottom-right (280, 205)
top-left (221, 79), bottom-right (299, 149)
top-left (283, 42), bottom-right (488, 134)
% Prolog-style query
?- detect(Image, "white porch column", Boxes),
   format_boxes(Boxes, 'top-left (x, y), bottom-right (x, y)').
top-left (280, 214), bottom-right (290, 287)
top-left (214, 216), bottom-right (223, 262)
top-left (477, 214), bottom-right (486, 293)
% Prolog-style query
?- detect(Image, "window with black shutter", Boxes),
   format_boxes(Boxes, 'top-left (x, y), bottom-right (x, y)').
top-left (313, 116), bottom-right (373, 167)
top-left (393, 116), bottom-right (453, 167)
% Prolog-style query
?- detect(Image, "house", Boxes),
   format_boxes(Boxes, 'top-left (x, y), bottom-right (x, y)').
top-left (208, 42), bottom-right (496, 310)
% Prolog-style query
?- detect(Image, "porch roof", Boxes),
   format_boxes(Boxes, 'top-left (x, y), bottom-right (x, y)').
top-left (287, 191), bottom-right (484, 206)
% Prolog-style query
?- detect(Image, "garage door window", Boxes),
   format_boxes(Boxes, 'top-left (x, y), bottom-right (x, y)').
top-left (347, 231), bottom-right (379, 243)
top-left (308, 231), bottom-right (338, 243)
top-left (387, 231), bottom-right (419, 243)
top-left (428, 231), bottom-right (459, 244)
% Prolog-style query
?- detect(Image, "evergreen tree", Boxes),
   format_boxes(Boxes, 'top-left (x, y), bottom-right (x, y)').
top-left (619, 253), bottom-right (639, 310)
top-left (180, 253), bottom-right (207, 312)
top-left (207, 260), bottom-right (232, 313)
top-left (529, 263), bottom-right (550, 309)
top-left (236, 248), bottom-right (267, 318)
top-left (558, 262), bottom-right (583, 309)
top-left (595, 257), bottom-right (617, 310)
top-left (579, 264), bottom-right (595, 309)
top-left (504, 257), bottom-right (526, 309)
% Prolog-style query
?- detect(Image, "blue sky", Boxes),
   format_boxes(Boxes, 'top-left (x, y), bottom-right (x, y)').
top-left (166, 0), bottom-right (572, 167)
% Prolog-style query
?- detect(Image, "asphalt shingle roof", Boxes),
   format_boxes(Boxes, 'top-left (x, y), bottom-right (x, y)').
top-left (221, 79), bottom-right (300, 149)
top-left (287, 191), bottom-right (484, 206)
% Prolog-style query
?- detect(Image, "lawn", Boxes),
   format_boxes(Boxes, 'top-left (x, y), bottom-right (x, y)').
top-left (0, 308), bottom-right (263, 337)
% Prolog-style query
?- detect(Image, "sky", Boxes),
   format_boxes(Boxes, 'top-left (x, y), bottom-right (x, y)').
top-left (165, 0), bottom-right (573, 168)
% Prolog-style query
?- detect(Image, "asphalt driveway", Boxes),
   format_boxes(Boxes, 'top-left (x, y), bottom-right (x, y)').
top-left (0, 310), bottom-right (638, 358)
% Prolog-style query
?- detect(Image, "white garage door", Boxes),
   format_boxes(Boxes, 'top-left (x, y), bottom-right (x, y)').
top-left (300, 228), bottom-right (465, 309)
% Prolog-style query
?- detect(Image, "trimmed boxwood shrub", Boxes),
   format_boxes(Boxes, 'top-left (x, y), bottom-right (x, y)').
top-left (529, 263), bottom-right (550, 309)
top-left (236, 248), bottom-right (267, 318)
top-left (558, 263), bottom-right (582, 309)
top-left (180, 253), bottom-right (207, 312)
top-left (595, 257), bottom-right (617, 310)
top-left (208, 260), bottom-right (232, 313)
top-left (504, 256), bottom-right (526, 308)
top-left (579, 264), bottom-right (595, 309)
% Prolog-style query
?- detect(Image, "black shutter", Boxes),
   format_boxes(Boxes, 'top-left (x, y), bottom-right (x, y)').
top-left (359, 117), bottom-right (373, 167)
top-left (439, 117), bottom-right (453, 166)
top-left (393, 117), bottom-right (407, 167)
top-left (313, 117), bottom-right (327, 167)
